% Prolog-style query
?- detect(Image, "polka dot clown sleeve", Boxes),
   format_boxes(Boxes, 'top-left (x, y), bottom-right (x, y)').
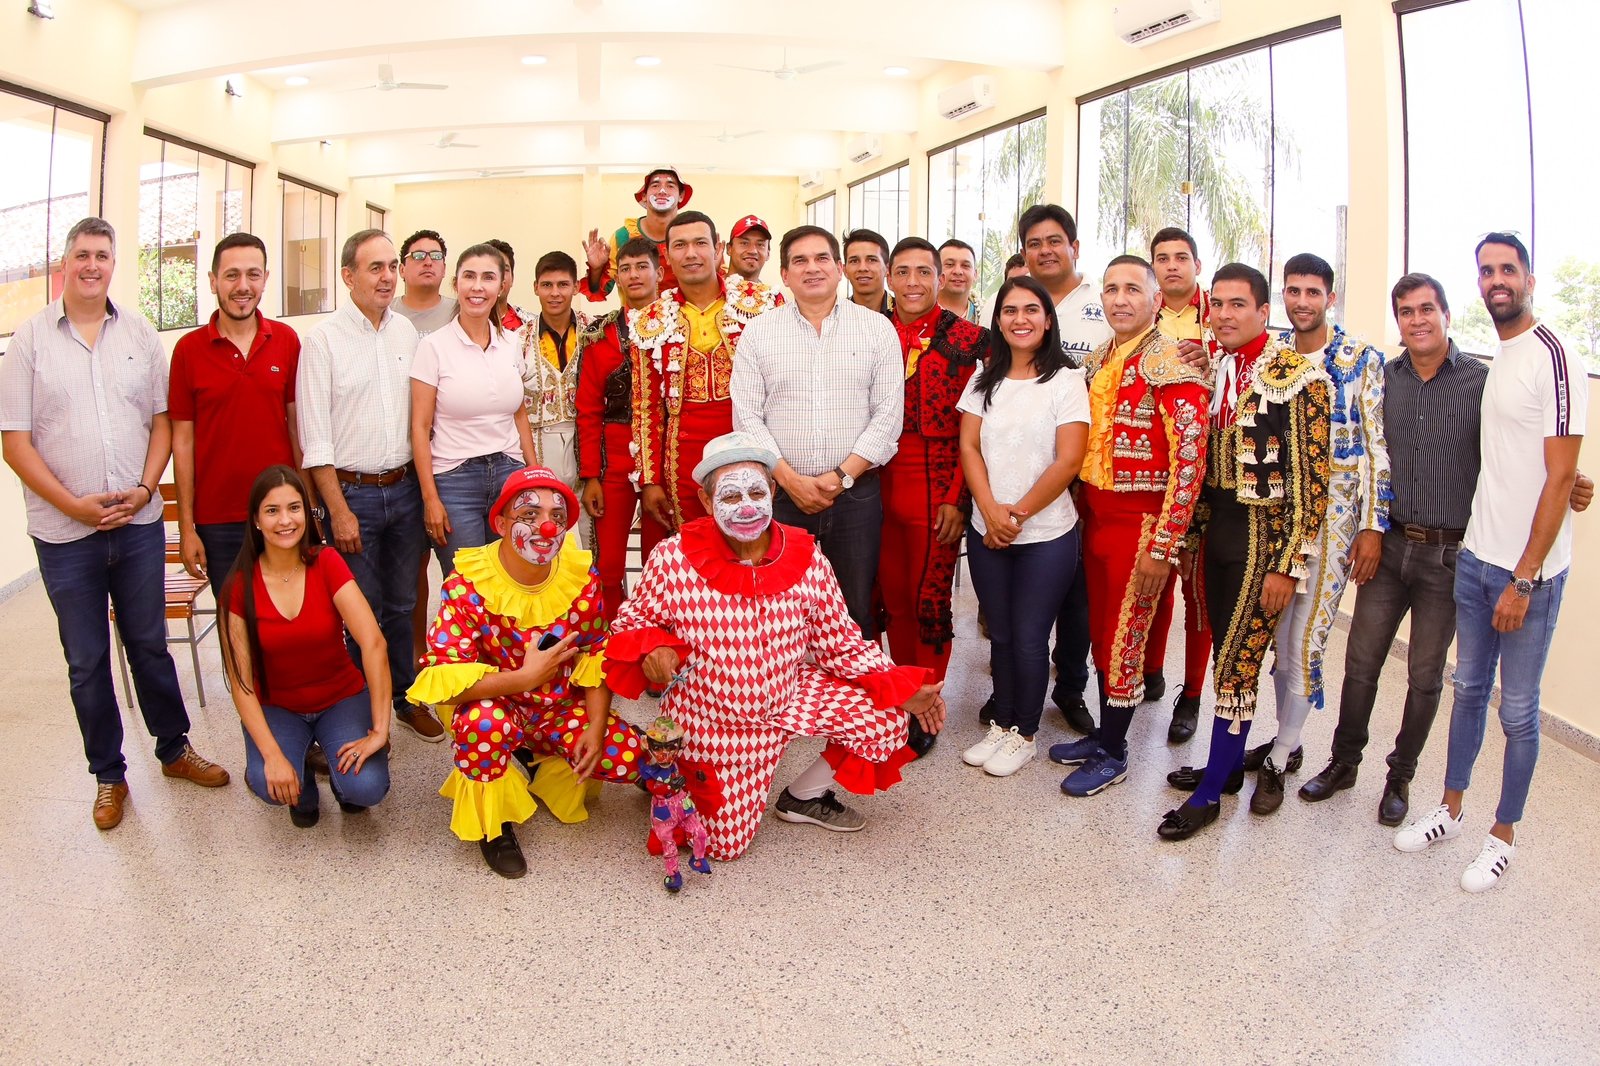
top-left (406, 570), bottom-right (499, 707)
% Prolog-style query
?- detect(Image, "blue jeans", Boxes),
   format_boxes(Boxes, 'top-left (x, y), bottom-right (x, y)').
top-left (965, 525), bottom-right (1081, 736)
top-left (1051, 531), bottom-right (1092, 697)
top-left (196, 521), bottom-right (248, 601)
top-left (431, 453), bottom-right (523, 575)
top-left (338, 474), bottom-right (428, 708)
top-left (35, 521), bottom-right (191, 782)
top-left (241, 689), bottom-right (391, 812)
top-left (775, 474), bottom-right (883, 637)
top-left (1443, 548), bottom-right (1566, 825)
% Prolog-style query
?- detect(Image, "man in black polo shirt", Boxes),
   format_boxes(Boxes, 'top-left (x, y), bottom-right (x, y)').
top-left (1298, 273), bottom-right (1590, 824)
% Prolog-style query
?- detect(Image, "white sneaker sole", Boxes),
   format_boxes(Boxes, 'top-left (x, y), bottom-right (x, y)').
top-left (1068, 768), bottom-right (1128, 797)
top-left (982, 753), bottom-right (1035, 777)
top-left (1394, 821), bottom-right (1462, 853)
top-left (774, 808), bottom-right (865, 833)
top-left (962, 747), bottom-right (1003, 767)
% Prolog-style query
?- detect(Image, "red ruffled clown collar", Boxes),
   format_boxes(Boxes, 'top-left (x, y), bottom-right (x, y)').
top-left (678, 517), bottom-right (814, 597)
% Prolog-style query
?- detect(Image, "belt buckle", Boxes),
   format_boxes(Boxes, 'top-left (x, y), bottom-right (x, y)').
top-left (1403, 524), bottom-right (1427, 543)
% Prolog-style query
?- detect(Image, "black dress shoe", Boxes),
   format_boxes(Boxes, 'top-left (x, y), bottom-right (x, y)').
top-left (978, 695), bottom-right (997, 726)
top-left (289, 804), bottom-right (319, 828)
top-left (1243, 740), bottom-right (1302, 774)
top-left (1167, 694), bottom-right (1200, 743)
top-left (906, 716), bottom-right (938, 759)
top-left (479, 822), bottom-right (527, 879)
top-left (1157, 800), bottom-right (1221, 840)
top-left (338, 802), bottom-right (368, 814)
top-left (1250, 758), bottom-right (1286, 815)
top-left (1143, 673), bottom-right (1167, 702)
top-left (1299, 758), bottom-right (1358, 801)
top-left (1378, 778), bottom-right (1410, 827)
top-left (1166, 764), bottom-right (1245, 795)
top-left (1053, 684), bottom-right (1096, 735)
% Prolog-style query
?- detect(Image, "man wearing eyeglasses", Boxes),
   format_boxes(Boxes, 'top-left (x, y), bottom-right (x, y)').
top-left (394, 230), bottom-right (456, 337)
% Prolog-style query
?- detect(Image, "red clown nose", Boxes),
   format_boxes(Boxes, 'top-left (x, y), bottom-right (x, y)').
top-left (539, 520), bottom-right (559, 538)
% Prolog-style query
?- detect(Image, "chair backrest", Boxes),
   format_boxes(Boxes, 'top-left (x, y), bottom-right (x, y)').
top-left (159, 483), bottom-right (179, 524)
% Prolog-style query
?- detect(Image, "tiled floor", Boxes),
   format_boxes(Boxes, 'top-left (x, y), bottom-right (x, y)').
top-left (4, 573), bottom-right (1599, 1064)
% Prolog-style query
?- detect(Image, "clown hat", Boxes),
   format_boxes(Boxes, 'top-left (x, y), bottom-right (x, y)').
top-left (645, 715), bottom-right (685, 746)
top-left (691, 431), bottom-right (778, 488)
top-left (490, 467), bottom-right (579, 529)
top-left (636, 166), bottom-right (693, 208)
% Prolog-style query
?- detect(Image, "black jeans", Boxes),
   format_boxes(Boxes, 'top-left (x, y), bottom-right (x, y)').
top-left (195, 521), bottom-right (248, 601)
top-left (1330, 529), bottom-right (1458, 782)
top-left (775, 474), bottom-right (882, 637)
top-left (1050, 532), bottom-right (1092, 696)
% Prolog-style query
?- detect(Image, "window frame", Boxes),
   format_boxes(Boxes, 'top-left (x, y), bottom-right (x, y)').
top-left (846, 161), bottom-right (911, 247)
top-left (365, 202), bottom-right (388, 232)
top-left (279, 173), bottom-right (339, 318)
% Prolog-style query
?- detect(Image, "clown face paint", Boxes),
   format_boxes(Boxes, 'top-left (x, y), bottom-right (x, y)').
top-left (507, 489), bottom-right (567, 566)
top-left (711, 466), bottom-right (772, 542)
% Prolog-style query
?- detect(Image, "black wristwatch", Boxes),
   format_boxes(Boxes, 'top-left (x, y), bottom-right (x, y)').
top-left (1511, 577), bottom-right (1534, 598)
top-left (311, 505), bottom-right (328, 522)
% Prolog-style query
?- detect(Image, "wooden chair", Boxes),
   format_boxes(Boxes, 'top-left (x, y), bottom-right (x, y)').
top-left (110, 483), bottom-right (217, 707)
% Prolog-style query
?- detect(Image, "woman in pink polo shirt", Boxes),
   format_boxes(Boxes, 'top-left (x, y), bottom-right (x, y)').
top-left (411, 244), bottom-right (538, 574)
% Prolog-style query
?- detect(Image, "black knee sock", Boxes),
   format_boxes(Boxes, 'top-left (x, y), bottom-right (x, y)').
top-left (1099, 706), bottom-right (1136, 760)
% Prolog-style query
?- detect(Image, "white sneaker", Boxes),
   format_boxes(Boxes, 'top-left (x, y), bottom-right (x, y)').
top-left (1461, 833), bottom-right (1515, 893)
top-left (1393, 803), bottom-right (1464, 853)
top-left (962, 723), bottom-right (1009, 767)
top-left (982, 729), bottom-right (1035, 777)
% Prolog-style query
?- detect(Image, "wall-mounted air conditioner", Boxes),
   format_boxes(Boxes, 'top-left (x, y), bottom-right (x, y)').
top-left (1114, 0), bottom-right (1221, 47)
top-left (846, 135), bottom-right (881, 166)
top-left (936, 76), bottom-right (995, 121)
top-left (800, 171), bottom-right (824, 190)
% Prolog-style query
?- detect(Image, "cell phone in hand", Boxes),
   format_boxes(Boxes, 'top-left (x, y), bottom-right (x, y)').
top-left (537, 632), bottom-right (561, 651)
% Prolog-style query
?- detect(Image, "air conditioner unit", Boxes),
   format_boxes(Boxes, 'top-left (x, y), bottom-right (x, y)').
top-left (800, 171), bottom-right (824, 190)
top-left (936, 76), bottom-right (995, 122)
top-left (1114, 0), bottom-right (1221, 47)
top-left (846, 135), bottom-right (881, 166)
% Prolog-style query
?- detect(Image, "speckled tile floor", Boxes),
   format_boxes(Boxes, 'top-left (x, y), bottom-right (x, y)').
top-left (4, 570), bottom-right (1599, 1065)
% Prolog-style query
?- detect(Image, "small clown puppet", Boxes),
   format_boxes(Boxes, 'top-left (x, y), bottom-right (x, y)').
top-left (641, 714), bottom-right (712, 893)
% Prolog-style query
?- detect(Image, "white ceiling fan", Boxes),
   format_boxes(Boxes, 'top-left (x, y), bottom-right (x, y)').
top-left (350, 63), bottom-right (448, 92)
top-left (477, 169), bottom-right (525, 178)
top-left (718, 49), bottom-right (842, 82)
top-left (704, 127), bottom-right (764, 144)
top-left (432, 132), bottom-right (479, 149)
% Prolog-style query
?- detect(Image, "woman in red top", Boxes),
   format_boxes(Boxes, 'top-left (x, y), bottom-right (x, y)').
top-left (220, 466), bottom-right (391, 826)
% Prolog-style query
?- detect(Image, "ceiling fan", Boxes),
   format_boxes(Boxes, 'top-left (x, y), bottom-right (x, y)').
top-left (477, 169), bottom-right (525, 178)
top-left (718, 49), bottom-right (842, 82)
top-left (350, 63), bottom-right (448, 92)
top-left (705, 127), bottom-right (764, 144)
top-left (432, 132), bottom-right (479, 149)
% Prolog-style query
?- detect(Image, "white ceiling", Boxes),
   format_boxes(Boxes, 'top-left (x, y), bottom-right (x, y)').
top-left (123, 0), bottom-right (1067, 181)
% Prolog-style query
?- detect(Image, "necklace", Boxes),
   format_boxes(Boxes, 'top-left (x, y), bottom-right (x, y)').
top-left (262, 562), bottom-right (302, 584)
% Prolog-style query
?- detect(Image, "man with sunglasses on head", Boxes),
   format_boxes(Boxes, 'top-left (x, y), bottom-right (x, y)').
top-left (394, 230), bottom-right (456, 337)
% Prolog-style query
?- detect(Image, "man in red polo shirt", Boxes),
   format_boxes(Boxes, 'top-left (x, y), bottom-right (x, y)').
top-left (170, 232), bottom-right (304, 598)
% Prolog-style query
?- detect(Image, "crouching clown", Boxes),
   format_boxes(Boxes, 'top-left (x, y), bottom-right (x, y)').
top-left (407, 467), bottom-right (645, 878)
top-left (605, 432), bottom-right (947, 860)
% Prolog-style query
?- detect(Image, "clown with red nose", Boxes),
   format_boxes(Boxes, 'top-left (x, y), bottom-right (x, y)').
top-left (406, 466), bottom-right (645, 879)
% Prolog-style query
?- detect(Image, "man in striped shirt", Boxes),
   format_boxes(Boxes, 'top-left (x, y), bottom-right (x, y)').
top-left (1394, 233), bottom-right (1587, 893)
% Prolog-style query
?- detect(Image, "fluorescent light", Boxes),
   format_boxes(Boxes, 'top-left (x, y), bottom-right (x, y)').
top-left (520, 54), bottom-right (547, 66)
top-left (26, 0), bottom-right (54, 18)
top-left (285, 75), bottom-right (310, 87)
top-left (634, 55), bottom-right (662, 67)
top-left (883, 65), bottom-right (910, 77)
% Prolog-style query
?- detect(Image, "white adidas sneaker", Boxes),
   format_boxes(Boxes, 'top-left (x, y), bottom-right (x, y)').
top-left (1461, 834), bottom-right (1515, 893)
top-left (1393, 803), bottom-right (1464, 853)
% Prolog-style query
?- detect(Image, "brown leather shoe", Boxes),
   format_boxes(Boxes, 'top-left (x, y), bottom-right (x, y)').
top-left (396, 704), bottom-right (446, 742)
top-left (93, 781), bottom-right (129, 830)
top-left (161, 743), bottom-right (231, 787)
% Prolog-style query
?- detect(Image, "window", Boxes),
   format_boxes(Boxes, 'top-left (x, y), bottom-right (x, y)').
top-left (366, 202), bottom-right (387, 232)
top-left (1400, 0), bottom-right (1600, 367)
top-left (805, 192), bottom-right (836, 238)
top-left (848, 163), bottom-right (910, 248)
top-left (0, 82), bottom-right (107, 343)
top-left (928, 111), bottom-right (1047, 303)
top-left (282, 175), bottom-right (336, 316)
top-left (138, 130), bottom-right (254, 331)
top-left (1077, 20), bottom-right (1347, 325)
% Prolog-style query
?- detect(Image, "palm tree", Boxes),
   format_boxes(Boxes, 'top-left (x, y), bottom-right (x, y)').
top-left (974, 116), bottom-right (1048, 300)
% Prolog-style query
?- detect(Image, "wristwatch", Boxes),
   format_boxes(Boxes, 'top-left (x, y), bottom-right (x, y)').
top-left (1512, 577), bottom-right (1534, 598)
top-left (833, 465), bottom-right (855, 490)
top-left (311, 505), bottom-right (328, 522)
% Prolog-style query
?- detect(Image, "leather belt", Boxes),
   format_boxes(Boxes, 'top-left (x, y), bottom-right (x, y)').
top-left (1400, 523), bottom-right (1465, 546)
top-left (336, 464), bottom-right (412, 487)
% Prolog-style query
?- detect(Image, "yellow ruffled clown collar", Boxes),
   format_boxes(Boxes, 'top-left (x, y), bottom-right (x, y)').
top-left (452, 536), bottom-right (594, 629)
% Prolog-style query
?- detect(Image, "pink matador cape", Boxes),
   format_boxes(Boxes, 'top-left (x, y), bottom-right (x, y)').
top-left (605, 517), bottom-right (928, 860)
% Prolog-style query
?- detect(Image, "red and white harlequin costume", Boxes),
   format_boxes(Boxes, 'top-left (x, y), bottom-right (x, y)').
top-left (605, 518), bottom-right (926, 860)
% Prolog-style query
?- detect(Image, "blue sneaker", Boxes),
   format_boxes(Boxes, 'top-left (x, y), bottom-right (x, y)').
top-left (690, 855), bottom-right (711, 875)
top-left (1061, 752), bottom-right (1129, 797)
top-left (1049, 735), bottom-right (1104, 766)
top-left (664, 872), bottom-right (683, 893)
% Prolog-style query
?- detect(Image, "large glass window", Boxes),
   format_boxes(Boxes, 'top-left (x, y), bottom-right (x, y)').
top-left (928, 111), bottom-right (1047, 303)
top-left (805, 192), bottom-right (836, 238)
top-left (1401, 0), bottom-right (1600, 366)
top-left (139, 130), bottom-right (254, 331)
top-left (282, 176), bottom-right (336, 316)
top-left (0, 83), bottom-right (106, 343)
top-left (1077, 21), bottom-right (1347, 324)
top-left (848, 163), bottom-right (910, 248)
top-left (366, 203), bottom-right (387, 232)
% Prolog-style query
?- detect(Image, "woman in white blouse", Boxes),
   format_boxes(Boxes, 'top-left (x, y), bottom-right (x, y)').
top-left (956, 276), bottom-right (1091, 778)
top-left (410, 244), bottom-right (537, 575)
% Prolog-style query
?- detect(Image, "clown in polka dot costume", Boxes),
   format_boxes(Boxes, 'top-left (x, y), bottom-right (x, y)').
top-left (406, 467), bottom-right (644, 852)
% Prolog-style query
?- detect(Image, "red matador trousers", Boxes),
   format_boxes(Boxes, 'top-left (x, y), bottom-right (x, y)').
top-left (595, 423), bottom-right (670, 623)
top-left (1081, 485), bottom-right (1187, 707)
top-left (679, 667), bottom-right (914, 860)
top-left (878, 432), bottom-right (958, 681)
top-left (1148, 560), bottom-right (1212, 698)
top-left (663, 399), bottom-right (732, 528)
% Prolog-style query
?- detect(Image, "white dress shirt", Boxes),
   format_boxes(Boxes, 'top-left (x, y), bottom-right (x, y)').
top-left (297, 302), bottom-right (420, 473)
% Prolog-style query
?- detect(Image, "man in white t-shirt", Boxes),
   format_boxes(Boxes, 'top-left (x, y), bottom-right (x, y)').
top-left (1394, 232), bottom-right (1587, 893)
